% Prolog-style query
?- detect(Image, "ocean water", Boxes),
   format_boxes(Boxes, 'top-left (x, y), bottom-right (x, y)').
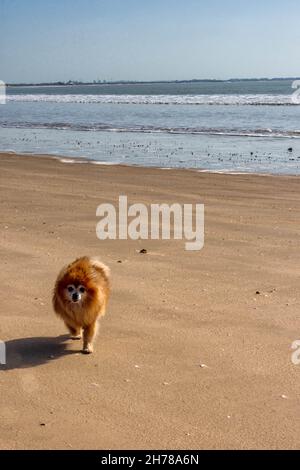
top-left (1, 80), bottom-right (300, 174)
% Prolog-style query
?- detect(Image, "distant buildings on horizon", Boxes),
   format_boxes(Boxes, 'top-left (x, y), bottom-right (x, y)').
top-left (7, 77), bottom-right (300, 87)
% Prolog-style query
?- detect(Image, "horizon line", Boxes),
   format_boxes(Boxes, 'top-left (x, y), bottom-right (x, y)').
top-left (6, 77), bottom-right (300, 86)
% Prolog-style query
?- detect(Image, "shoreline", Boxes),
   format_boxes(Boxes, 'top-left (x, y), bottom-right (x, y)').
top-left (1, 150), bottom-right (300, 179)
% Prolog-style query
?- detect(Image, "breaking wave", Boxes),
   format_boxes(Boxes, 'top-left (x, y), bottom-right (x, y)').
top-left (6, 93), bottom-right (298, 106)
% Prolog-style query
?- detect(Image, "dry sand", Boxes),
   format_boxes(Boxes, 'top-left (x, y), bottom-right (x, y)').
top-left (0, 152), bottom-right (300, 449)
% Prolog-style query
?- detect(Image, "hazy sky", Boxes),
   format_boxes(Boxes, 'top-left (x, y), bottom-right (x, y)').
top-left (1, 0), bottom-right (300, 83)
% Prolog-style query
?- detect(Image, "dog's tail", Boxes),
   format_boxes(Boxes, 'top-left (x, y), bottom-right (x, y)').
top-left (89, 257), bottom-right (110, 281)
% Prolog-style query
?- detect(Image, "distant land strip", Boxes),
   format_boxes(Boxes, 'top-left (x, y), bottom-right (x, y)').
top-left (7, 77), bottom-right (300, 87)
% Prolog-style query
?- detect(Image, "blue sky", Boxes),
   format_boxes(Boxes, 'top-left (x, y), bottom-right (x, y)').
top-left (1, 0), bottom-right (300, 83)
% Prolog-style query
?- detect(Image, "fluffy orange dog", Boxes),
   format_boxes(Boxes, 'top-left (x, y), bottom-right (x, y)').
top-left (53, 256), bottom-right (110, 354)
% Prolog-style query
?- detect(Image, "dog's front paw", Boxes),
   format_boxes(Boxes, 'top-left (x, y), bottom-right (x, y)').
top-left (70, 334), bottom-right (82, 340)
top-left (82, 345), bottom-right (93, 354)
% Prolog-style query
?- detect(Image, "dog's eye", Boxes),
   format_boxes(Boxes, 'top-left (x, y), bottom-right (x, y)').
top-left (79, 286), bottom-right (85, 294)
top-left (67, 286), bottom-right (74, 292)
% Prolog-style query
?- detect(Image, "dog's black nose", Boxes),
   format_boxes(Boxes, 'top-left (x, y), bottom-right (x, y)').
top-left (72, 292), bottom-right (79, 302)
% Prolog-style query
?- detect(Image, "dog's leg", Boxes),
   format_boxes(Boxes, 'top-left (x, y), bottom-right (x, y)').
top-left (65, 322), bottom-right (82, 340)
top-left (82, 322), bottom-right (98, 354)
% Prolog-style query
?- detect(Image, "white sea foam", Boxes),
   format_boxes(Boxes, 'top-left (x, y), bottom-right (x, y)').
top-left (58, 158), bottom-right (85, 164)
top-left (90, 161), bottom-right (119, 165)
top-left (6, 93), bottom-right (297, 106)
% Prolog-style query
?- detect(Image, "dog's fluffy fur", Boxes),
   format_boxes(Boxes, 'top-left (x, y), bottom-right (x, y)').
top-left (53, 256), bottom-right (110, 354)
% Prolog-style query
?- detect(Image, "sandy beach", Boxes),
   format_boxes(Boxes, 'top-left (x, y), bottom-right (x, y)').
top-left (0, 152), bottom-right (300, 450)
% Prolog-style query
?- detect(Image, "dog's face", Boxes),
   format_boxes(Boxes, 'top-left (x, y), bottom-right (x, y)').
top-left (59, 274), bottom-right (98, 308)
top-left (53, 257), bottom-right (110, 321)
top-left (65, 283), bottom-right (87, 304)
